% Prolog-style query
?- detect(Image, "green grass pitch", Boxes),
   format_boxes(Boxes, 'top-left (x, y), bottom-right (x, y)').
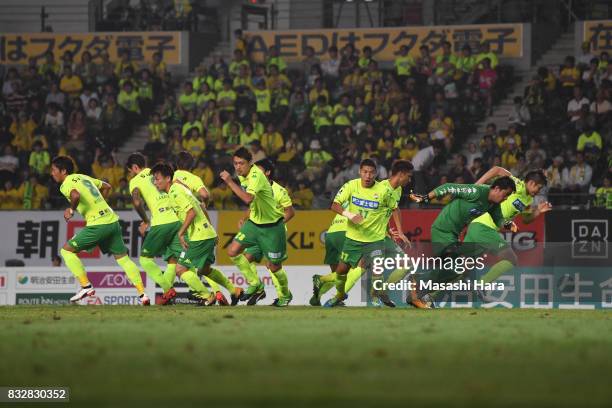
top-left (1, 306), bottom-right (611, 407)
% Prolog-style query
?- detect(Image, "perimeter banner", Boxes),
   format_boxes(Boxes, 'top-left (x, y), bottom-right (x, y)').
top-left (246, 23), bottom-right (523, 63)
top-left (0, 32), bottom-right (181, 65)
top-left (583, 20), bottom-right (612, 51)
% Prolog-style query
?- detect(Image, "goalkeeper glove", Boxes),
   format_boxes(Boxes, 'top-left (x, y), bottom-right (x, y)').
top-left (409, 192), bottom-right (430, 204)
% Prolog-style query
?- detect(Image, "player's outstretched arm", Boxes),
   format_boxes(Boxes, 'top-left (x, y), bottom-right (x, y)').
top-left (476, 166), bottom-right (512, 185)
top-left (521, 201), bottom-right (553, 224)
top-left (98, 181), bottom-right (112, 198)
top-left (198, 187), bottom-right (210, 207)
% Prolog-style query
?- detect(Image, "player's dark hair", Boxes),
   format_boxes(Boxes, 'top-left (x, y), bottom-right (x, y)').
top-left (151, 162), bottom-right (174, 179)
top-left (360, 158), bottom-right (377, 169)
top-left (126, 152), bottom-right (146, 169)
top-left (176, 151), bottom-right (194, 170)
top-left (255, 158), bottom-right (275, 178)
top-left (52, 156), bottom-right (74, 174)
top-left (525, 170), bottom-right (547, 186)
top-left (233, 147), bottom-right (252, 162)
top-left (391, 160), bottom-right (414, 175)
top-left (491, 176), bottom-right (516, 192)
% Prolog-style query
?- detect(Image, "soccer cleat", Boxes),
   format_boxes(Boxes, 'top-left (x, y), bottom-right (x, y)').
top-left (323, 293), bottom-right (348, 308)
top-left (140, 294), bottom-right (151, 306)
top-left (194, 292), bottom-right (216, 306)
top-left (70, 286), bottom-right (96, 303)
top-left (215, 291), bottom-right (229, 306)
top-left (230, 288), bottom-right (244, 306)
top-left (274, 291), bottom-right (293, 307)
top-left (240, 281), bottom-right (263, 302)
top-left (370, 297), bottom-right (384, 308)
top-left (408, 293), bottom-right (434, 309)
top-left (247, 283), bottom-right (266, 306)
top-left (310, 274), bottom-right (322, 306)
top-left (159, 288), bottom-right (177, 305)
top-left (309, 295), bottom-right (321, 307)
top-left (378, 292), bottom-right (396, 308)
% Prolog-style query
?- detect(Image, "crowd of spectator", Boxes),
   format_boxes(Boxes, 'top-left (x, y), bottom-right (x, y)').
top-left (1, 28), bottom-right (610, 211)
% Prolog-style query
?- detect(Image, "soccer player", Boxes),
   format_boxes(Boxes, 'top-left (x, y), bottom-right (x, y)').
top-left (311, 160), bottom-right (415, 307)
top-left (323, 159), bottom-right (400, 308)
top-left (51, 156), bottom-right (149, 305)
top-left (465, 167), bottom-right (551, 287)
top-left (172, 151), bottom-right (236, 304)
top-left (127, 152), bottom-right (181, 305)
top-left (220, 147), bottom-right (292, 307)
top-left (409, 177), bottom-right (516, 307)
top-left (173, 151), bottom-right (210, 206)
top-left (152, 163), bottom-right (242, 306)
top-left (234, 159), bottom-right (295, 305)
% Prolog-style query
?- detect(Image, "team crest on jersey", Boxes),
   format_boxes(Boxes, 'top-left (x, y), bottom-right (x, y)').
top-left (352, 196), bottom-right (379, 209)
top-left (512, 199), bottom-right (526, 212)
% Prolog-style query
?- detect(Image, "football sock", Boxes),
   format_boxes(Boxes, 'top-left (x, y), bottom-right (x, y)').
top-left (207, 268), bottom-right (236, 293)
top-left (335, 273), bottom-right (347, 297)
top-left (270, 268), bottom-right (290, 297)
top-left (164, 263), bottom-right (177, 289)
top-left (182, 270), bottom-right (210, 296)
top-left (319, 280), bottom-right (336, 296)
top-left (117, 255), bottom-right (145, 295)
top-left (386, 268), bottom-right (410, 284)
top-left (203, 276), bottom-right (222, 292)
top-left (231, 254), bottom-right (260, 286)
top-left (139, 256), bottom-right (171, 292)
top-left (344, 267), bottom-right (364, 293)
top-left (60, 248), bottom-right (90, 287)
top-left (268, 268), bottom-right (282, 297)
top-left (481, 260), bottom-right (514, 283)
top-left (320, 272), bottom-right (337, 283)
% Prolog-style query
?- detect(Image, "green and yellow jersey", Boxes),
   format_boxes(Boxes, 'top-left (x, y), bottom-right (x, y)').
top-left (168, 182), bottom-right (216, 242)
top-left (333, 179), bottom-right (397, 243)
top-left (60, 174), bottom-right (118, 226)
top-left (240, 165), bottom-right (284, 225)
top-left (129, 168), bottom-right (178, 226)
top-left (472, 176), bottom-right (532, 229)
top-left (173, 169), bottom-right (209, 198)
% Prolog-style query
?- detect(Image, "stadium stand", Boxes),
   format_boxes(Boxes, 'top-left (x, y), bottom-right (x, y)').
top-left (0, 7), bottom-right (610, 212)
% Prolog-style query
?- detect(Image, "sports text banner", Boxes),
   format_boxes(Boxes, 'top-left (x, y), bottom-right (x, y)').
top-left (246, 23), bottom-right (523, 63)
top-left (584, 20), bottom-right (612, 51)
top-left (215, 210), bottom-right (335, 265)
top-left (0, 211), bottom-right (216, 266)
top-left (0, 32), bottom-right (181, 65)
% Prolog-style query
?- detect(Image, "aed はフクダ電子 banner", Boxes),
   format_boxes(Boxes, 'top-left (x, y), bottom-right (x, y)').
top-left (246, 23), bottom-right (523, 63)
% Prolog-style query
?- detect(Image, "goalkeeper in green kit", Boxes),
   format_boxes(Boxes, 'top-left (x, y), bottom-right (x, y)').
top-left (409, 177), bottom-right (516, 307)
top-left (465, 167), bottom-right (551, 291)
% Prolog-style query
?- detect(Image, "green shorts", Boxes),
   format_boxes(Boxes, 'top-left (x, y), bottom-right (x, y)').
top-left (463, 222), bottom-right (509, 256)
top-left (339, 237), bottom-right (384, 269)
top-left (178, 238), bottom-right (216, 270)
top-left (68, 222), bottom-right (128, 255)
top-left (141, 222), bottom-right (183, 261)
top-left (431, 226), bottom-right (460, 257)
top-left (234, 219), bottom-right (287, 264)
top-left (384, 236), bottom-right (406, 257)
top-left (245, 245), bottom-right (263, 263)
top-left (324, 231), bottom-right (346, 266)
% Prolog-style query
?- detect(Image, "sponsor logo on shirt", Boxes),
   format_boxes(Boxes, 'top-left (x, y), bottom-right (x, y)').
top-left (512, 199), bottom-right (526, 212)
top-left (351, 196), bottom-right (379, 209)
